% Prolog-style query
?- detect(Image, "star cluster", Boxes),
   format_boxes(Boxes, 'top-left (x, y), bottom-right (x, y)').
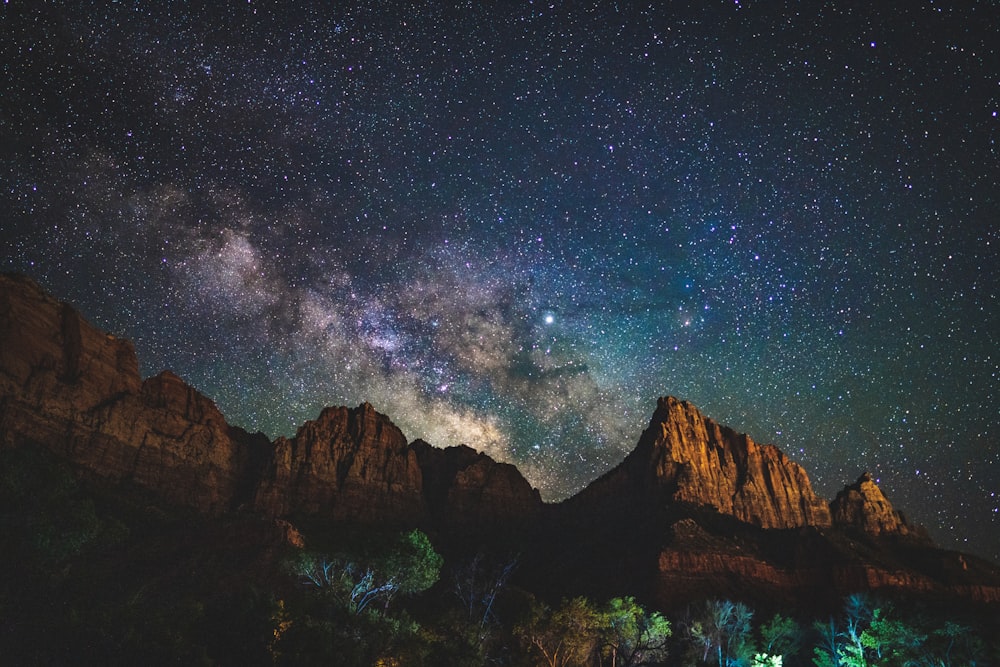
top-left (2, 2), bottom-right (997, 560)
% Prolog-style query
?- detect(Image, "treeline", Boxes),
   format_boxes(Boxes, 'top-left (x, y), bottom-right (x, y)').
top-left (0, 446), bottom-right (995, 665)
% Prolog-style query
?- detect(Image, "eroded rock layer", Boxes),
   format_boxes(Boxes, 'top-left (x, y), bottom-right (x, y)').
top-left (569, 396), bottom-right (833, 529)
top-left (0, 274), bottom-right (540, 525)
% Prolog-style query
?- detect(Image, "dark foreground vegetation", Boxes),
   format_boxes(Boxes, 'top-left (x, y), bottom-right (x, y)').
top-left (1, 447), bottom-right (996, 666)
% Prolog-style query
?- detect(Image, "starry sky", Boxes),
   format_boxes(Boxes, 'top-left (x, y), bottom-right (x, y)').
top-left (2, 2), bottom-right (997, 561)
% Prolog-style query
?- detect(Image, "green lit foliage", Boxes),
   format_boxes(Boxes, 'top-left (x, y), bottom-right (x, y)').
top-left (809, 593), bottom-right (993, 667)
top-left (599, 596), bottom-right (671, 667)
top-left (837, 593), bottom-right (874, 667)
top-left (290, 529), bottom-right (442, 615)
top-left (752, 654), bottom-right (782, 667)
top-left (759, 613), bottom-right (802, 661)
top-left (860, 606), bottom-right (926, 666)
top-left (811, 618), bottom-right (842, 667)
top-left (275, 529), bottom-right (442, 666)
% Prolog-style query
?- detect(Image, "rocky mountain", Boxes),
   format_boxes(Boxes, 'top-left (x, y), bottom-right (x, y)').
top-left (830, 472), bottom-right (917, 537)
top-left (1, 272), bottom-right (997, 611)
top-left (0, 273), bottom-right (539, 529)
top-left (565, 396), bottom-right (833, 530)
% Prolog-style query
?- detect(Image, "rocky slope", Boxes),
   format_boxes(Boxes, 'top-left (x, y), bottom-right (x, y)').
top-left (564, 396), bottom-right (833, 530)
top-left (1, 273), bottom-right (997, 609)
top-left (0, 273), bottom-right (540, 527)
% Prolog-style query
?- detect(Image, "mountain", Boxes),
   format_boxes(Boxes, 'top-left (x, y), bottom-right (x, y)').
top-left (1, 272), bottom-right (998, 612)
top-left (565, 395), bottom-right (833, 529)
top-left (0, 273), bottom-right (540, 530)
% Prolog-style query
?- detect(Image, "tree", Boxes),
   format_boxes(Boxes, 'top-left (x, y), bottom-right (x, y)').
top-left (516, 597), bottom-right (602, 667)
top-left (930, 621), bottom-right (987, 667)
top-left (861, 607), bottom-right (925, 666)
top-left (811, 618), bottom-right (841, 667)
top-left (686, 599), bottom-right (755, 666)
top-left (838, 594), bottom-right (874, 667)
top-left (599, 596), bottom-right (671, 667)
top-left (279, 530), bottom-right (442, 665)
top-left (291, 529), bottom-right (442, 615)
top-left (452, 552), bottom-right (518, 631)
top-left (759, 613), bottom-right (802, 661)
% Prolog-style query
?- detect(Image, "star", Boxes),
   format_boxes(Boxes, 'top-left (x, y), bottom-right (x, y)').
top-left (1, 0), bottom-right (997, 562)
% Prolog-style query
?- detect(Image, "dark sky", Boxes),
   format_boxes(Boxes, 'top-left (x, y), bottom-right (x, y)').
top-left (2, 2), bottom-right (997, 561)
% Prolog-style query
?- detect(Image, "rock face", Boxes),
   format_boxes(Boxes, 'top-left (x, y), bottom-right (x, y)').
top-left (253, 403), bottom-right (425, 521)
top-left (830, 473), bottom-right (913, 536)
top-left (568, 396), bottom-right (832, 529)
top-left (5, 273), bottom-right (1000, 610)
top-left (0, 274), bottom-right (264, 512)
top-left (413, 441), bottom-right (543, 528)
top-left (0, 273), bottom-right (540, 525)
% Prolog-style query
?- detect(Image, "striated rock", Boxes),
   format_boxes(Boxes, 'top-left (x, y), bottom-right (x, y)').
top-left (0, 274), bottom-right (266, 512)
top-left (413, 441), bottom-right (543, 528)
top-left (0, 273), bottom-right (541, 526)
top-left (569, 396), bottom-right (832, 529)
top-left (253, 403), bottom-right (425, 521)
top-left (830, 472), bottom-right (913, 536)
top-left (5, 273), bottom-right (1000, 612)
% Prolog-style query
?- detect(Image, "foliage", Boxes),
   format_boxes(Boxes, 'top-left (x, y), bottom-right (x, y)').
top-left (759, 613), bottom-right (802, 661)
top-left (0, 446), bottom-right (106, 564)
top-left (860, 607), bottom-right (926, 666)
top-left (276, 529), bottom-right (443, 665)
top-left (752, 654), bottom-right (783, 667)
top-left (686, 598), bottom-right (756, 666)
top-left (812, 618), bottom-right (841, 667)
top-left (452, 551), bottom-right (518, 629)
top-left (290, 528), bottom-right (442, 615)
top-left (516, 596), bottom-right (604, 667)
top-left (599, 596), bottom-right (671, 667)
top-left (1, 456), bottom-right (997, 667)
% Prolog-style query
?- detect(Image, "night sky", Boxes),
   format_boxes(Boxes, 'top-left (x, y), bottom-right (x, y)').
top-left (2, 2), bottom-right (997, 561)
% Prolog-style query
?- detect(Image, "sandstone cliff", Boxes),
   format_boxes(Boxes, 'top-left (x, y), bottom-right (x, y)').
top-left (0, 274), bottom-right (262, 512)
top-left (412, 441), bottom-right (543, 528)
top-left (252, 402), bottom-right (425, 521)
top-left (5, 273), bottom-right (1000, 610)
top-left (567, 396), bottom-right (832, 529)
top-left (830, 472), bottom-right (914, 536)
top-left (0, 274), bottom-right (540, 526)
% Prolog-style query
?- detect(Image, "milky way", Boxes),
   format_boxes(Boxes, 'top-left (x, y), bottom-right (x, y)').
top-left (2, 2), bottom-right (997, 560)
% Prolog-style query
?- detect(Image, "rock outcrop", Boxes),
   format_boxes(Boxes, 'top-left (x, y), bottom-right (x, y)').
top-left (0, 274), bottom-right (265, 512)
top-left (830, 472), bottom-right (914, 536)
top-left (567, 396), bottom-right (832, 529)
top-left (4, 273), bottom-right (1000, 611)
top-left (413, 441), bottom-right (543, 528)
top-left (0, 273), bottom-right (541, 526)
top-left (253, 403), bottom-right (425, 521)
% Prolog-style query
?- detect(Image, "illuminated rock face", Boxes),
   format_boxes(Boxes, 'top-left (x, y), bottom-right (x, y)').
top-left (0, 273), bottom-right (540, 525)
top-left (6, 274), bottom-right (1000, 608)
top-left (571, 396), bottom-right (833, 529)
top-left (830, 472), bottom-right (912, 536)
top-left (252, 402), bottom-right (425, 521)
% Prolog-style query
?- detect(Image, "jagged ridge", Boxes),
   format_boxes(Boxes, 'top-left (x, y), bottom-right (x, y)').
top-left (4, 273), bottom-right (999, 609)
top-left (0, 273), bottom-right (540, 528)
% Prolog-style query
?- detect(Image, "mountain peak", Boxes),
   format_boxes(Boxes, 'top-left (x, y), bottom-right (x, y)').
top-left (830, 472), bottom-right (917, 537)
top-left (573, 395), bottom-right (833, 529)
